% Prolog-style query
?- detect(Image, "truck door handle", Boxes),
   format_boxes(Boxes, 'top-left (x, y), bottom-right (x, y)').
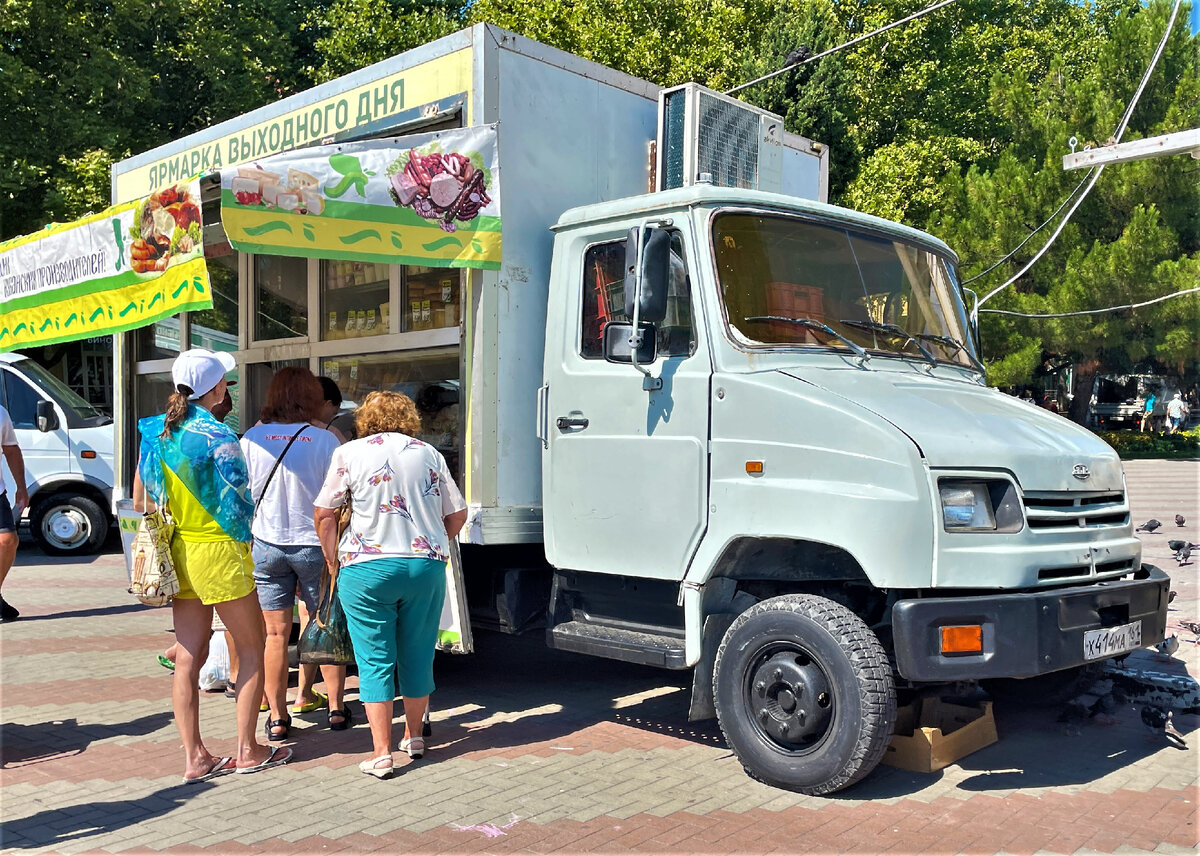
top-left (556, 415), bottom-right (589, 430)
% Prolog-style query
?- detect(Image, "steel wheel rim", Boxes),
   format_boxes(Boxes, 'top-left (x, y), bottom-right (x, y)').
top-left (742, 642), bottom-right (835, 753)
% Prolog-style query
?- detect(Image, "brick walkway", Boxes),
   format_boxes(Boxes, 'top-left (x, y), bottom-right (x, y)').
top-left (0, 459), bottom-right (1197, 855)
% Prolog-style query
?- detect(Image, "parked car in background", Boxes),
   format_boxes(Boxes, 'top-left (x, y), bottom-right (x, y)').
top-left (0, 352), bottom-right (114, 555)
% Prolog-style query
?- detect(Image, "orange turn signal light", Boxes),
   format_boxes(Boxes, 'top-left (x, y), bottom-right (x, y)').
top-left (81, 450), bottom-right (97, 459)
top-left (745, 461), bottom-right (764, 474)
top-left (940, 625), bottom-right (983, 655)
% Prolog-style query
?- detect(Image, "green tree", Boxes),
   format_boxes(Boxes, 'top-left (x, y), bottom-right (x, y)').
top-left (306, 0), bottom-right (468, 83)
top-left (932, 1), bottom-right (1200, 420)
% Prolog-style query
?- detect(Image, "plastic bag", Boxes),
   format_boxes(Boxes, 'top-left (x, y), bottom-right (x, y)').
top-left (198, 630), bottom-right (230, 691)
top-left (298, 573), bottom-right (356, 666)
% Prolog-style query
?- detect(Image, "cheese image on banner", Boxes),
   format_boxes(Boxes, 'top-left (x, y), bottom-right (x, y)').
top-left (221, 124), bottom-right (501, 270)
top-left (0, 178), bottom-right (212, 351)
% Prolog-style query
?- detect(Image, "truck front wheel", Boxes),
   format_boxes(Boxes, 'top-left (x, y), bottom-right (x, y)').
top-left (713, 594), bottom-right (895, 795)
top-left (30, 493), bottom-right (109, 556)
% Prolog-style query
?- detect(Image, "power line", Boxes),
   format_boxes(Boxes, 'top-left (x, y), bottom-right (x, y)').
top-left (724, 0), bottom-right (960, 96)
top-left (979, 286), bottom-right (1200, 318)
top-left (972, 0), bottom-right (1185, 319)
top-left (959, 169), bottom-right (1096, 286)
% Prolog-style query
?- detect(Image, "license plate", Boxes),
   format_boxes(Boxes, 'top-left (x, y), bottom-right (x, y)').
top-left (1083, 621), bottom-right (1142, 661)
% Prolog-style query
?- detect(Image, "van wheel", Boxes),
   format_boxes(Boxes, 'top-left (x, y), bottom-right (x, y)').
top-left (713, 594), bottom-right (895, 795)
top-left (30, 493), bottom-right (108, 556)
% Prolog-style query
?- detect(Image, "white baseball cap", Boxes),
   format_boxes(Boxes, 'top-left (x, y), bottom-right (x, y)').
top-left (172, 348), bottom-right (237, 400)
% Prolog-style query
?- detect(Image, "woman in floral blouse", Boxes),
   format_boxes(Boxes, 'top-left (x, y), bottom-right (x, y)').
top-left (314, 391), bottom-right (467, 780)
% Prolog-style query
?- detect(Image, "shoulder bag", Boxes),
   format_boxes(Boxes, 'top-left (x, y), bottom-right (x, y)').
top-left (129, 499), bottom-right (178, 607)
top-left (252, 425), bottom-right (308, 522)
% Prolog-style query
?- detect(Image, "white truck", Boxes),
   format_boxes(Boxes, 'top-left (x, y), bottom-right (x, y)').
top-left (0, 352), bottom-right (114, 554)
top-left (110, 26), bottom-right (1169, 794)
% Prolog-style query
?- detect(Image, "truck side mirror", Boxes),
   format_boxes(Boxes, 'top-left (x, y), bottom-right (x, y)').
top-left (624, 227), bottom-right (671, 323)
top-left (603, 322), bottom-right (658, 365)
top-left (36, 399), bottom-right (59, 433)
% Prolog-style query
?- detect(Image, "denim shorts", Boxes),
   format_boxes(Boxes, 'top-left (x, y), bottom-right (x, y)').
top-left (252, 540), bottom-right (325, 613)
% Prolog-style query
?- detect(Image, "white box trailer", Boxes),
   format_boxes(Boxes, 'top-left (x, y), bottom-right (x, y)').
top-left (111, 24), bottom-right (826, 546)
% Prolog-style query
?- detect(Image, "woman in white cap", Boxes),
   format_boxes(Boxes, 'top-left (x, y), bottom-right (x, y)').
top-left (133, 348), bottom-right (291, 782)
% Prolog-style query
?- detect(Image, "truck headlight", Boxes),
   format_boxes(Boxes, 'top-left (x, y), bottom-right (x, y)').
top-left (939, 481), bottom-right (996, 531)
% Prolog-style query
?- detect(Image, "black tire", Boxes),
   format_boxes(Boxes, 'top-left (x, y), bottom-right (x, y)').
top-left (713, 594), bottom-right (895, 795)
top-left (30, 493), bottom-right (109, 556)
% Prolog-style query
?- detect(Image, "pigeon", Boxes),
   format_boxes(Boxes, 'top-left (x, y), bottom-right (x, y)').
top-left (1176, 514), bottom-right (1186, 526)
top-left (1177, 546), bottom-right (1192, 565)
top-left (1179, 620), bottom-right (1200, 635)
top-left (1168, 539), bottom-right (1191, 552)
top-left (1155, 634), bottom-right (1179, 659)
top-left (783, 45), bottom-right (813, 67)
top-left (1170, 590), bottom-right (1177, 603)
top-left (1136, 519), bottom-right (1162, 533)
top-left (1144, 706), bottom-right (1188, 748)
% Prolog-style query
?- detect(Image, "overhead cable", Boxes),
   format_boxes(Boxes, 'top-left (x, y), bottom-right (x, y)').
top-left (979, 286), bottom-right (1200, 318)
top-left (724, 0), bottom-right (960, 96)
top-left (972, 0), bottom-right (1185, 319)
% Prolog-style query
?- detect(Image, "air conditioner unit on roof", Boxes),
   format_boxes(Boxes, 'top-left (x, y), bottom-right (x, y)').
top-left (656, 83), bottom-right (827, 201)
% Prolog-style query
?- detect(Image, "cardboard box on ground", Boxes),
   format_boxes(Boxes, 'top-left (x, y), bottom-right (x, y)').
top-left (882, 696), bottom-right (998, 773)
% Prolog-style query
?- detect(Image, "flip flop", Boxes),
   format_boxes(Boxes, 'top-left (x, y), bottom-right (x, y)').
top-left (157, 654), bottom-right (176, 672)
top-left (236, 745), bottom-right (293, 775)
top-left (291, 691), bottom-right (327, 714)
top-left (182, 756), bottom-right (235, 784)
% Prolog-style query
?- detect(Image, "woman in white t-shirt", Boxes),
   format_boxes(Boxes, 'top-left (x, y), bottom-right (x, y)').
top-left (314, 391), bottom-right (467, 779)
top-left (241, 368), bottom-right (345, 741)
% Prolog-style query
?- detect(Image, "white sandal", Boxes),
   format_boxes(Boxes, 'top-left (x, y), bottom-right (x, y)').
top-left (400, 737), bottom-right (425, 759)
top-left (359, 754), bottom-right (394, 779)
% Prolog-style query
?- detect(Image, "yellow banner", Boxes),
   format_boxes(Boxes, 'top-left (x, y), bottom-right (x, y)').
top-left (0, 178), bottom-right (212, 350)
top-left (114, 49), bottom-right (473, 204)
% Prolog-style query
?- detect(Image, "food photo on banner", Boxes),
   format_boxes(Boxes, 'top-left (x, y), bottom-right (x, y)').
top-left (0, 178), bottom-right (212, 351)
top-left (219, 124), bottom-right (501, 270)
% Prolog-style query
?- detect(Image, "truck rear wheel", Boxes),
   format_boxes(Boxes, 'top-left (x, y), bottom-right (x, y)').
top-left (713, 594), bottom-right (895, 795)
top-left (30, 493), bottom-right (108, 556)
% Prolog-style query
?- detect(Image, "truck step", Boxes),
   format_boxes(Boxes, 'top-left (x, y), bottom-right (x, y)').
top-left (547, 620), bottom-right (688, 669)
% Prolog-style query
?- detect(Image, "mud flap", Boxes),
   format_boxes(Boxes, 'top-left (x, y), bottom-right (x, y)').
top-left (689, 613), bottom-right (735, 721)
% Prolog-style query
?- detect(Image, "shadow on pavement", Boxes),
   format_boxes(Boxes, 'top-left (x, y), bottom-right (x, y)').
top-left (0, 784), bottom-right (201, 850)
top-left (0, 711), bottom-right (174, 768)
top-left (7, 602), bottom-right (152, 622)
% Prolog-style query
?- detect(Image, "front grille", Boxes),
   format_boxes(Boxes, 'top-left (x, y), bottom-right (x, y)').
top-left (1037, 557), bottom-right (1137, 582)
top-left (1023, 490), bottom-right (1129, 531)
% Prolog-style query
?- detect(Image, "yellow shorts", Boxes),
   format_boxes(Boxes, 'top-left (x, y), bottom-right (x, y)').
top-left (170, 539), bottom-right (256, 605)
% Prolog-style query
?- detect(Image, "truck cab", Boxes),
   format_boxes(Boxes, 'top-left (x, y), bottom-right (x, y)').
top-left (539, 184), bottom-right (1168, 794)
top-left (0, 352), bottom-right (114, 555)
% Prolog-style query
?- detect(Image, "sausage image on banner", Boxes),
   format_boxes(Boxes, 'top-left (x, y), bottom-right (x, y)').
top-left (128, 183), bottom-right (202, 274)
top-left (386, 147), bottom-right (492, 233)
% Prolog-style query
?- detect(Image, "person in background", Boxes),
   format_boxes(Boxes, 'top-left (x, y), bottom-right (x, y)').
top-left (241, 368), bottom-right (348, 739)
top-left (1166, 392), bottom-right (1189, 434)
top-left (1039, 394), bottom-right (1059, 414)
top-left (0, 405), bottom-right (28, 621)
top-left (1140, 392), bottom-right (1157, 432)
top-left (317, 376), bottom-right (354, 443)
top-left (314, 391), bottom-right (467, 780)
top-left (134, 348), bottom-right (290, 781)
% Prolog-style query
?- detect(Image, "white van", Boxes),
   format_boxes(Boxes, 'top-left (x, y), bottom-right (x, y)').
top-left (0, 352), bottom-right (114, 555)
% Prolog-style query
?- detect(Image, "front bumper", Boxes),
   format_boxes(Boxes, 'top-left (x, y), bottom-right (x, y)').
top-left (891, 564), bottom-right (1169, 681)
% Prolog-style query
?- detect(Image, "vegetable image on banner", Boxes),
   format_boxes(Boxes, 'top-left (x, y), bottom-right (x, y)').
top-left (0, 178), bottom-right (212, 351)
top-left (220, 125), bottom-right (500, 270)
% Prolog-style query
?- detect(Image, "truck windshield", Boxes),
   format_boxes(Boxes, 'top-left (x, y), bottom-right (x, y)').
top-left (713, 212), bottom-right (978, 369)
top-left (14, 358), bottom-right (111, 425)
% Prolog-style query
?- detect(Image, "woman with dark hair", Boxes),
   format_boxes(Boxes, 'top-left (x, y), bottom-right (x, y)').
top-left (240, 367), bottom-right (346, 740)
top-left (133, 348), bottom-right (290, 781)
top-left (316, 375), bottom-right (353, 443)
top-left (314, 391), bottom-right (467, 779)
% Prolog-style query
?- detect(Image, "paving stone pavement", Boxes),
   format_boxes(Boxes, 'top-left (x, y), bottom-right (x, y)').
top-left (0, 458), bottom-right (1197, 855)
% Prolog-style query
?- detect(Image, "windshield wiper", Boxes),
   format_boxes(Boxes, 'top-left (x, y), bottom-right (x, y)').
top-left (744, 316), bottom-right (871, 362)
top-left (839, 319), bottom-right (937, 367)
top-left (914, 333), bottom-right (986, 373)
